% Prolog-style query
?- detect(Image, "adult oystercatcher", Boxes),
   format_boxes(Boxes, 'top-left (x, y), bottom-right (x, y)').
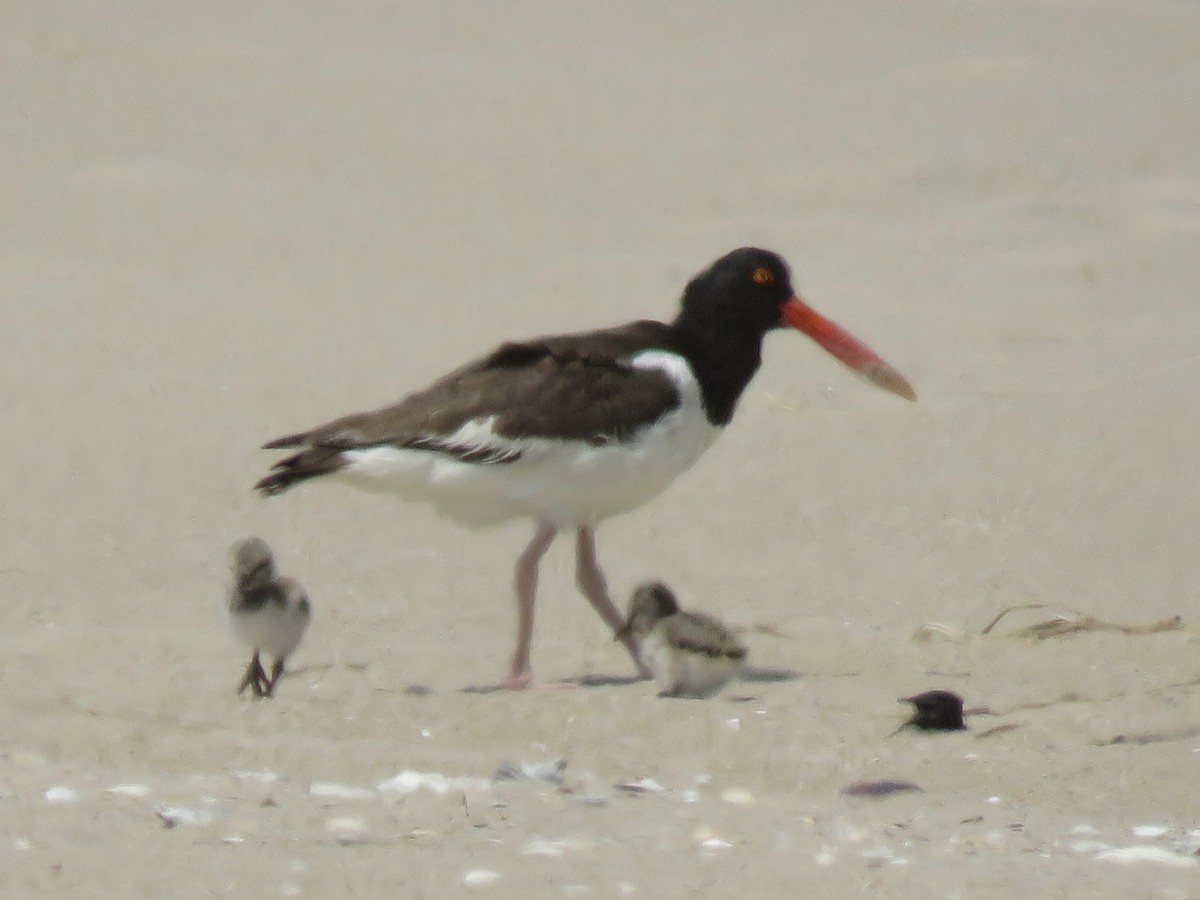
top-left (255, 247), bottom-right (914, 688)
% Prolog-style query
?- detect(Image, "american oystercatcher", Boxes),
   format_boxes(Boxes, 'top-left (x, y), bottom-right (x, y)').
top-left (228, 537), bottom-right (312, 698)
top-left (255, 247), bottom-right (914, 689)
top-left (618, 580), bottom-right (747, 698)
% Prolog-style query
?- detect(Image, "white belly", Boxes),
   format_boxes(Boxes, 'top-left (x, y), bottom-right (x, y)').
top-left (333, 351), bottom-right (721, 528)
top-left (231, 601), bottom-right (309, 661)
top-left (642, 627), bottom-right (745, 699)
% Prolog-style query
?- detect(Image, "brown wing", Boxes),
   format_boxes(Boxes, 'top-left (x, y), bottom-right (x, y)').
top-left (662, 612), bottom-right (747, 661)
top-left (256, 320), bottom-right (682, 495)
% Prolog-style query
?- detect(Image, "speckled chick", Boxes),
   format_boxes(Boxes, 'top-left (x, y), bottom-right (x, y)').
top-left (228, 537), bottom-right (311, 698)
top-left (619, 581), bottom-right (746, 698)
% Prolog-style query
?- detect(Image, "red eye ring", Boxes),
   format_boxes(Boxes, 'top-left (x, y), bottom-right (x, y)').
top-left (751, 267), bottom-right (774, 286)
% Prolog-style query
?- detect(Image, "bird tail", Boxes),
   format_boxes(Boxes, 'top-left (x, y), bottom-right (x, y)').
top-left (255, 438), bottom-right (347, 496)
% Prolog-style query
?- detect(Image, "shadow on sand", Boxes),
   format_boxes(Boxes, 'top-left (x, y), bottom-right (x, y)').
top-left (459, 672), bottom-right (648, 693)
top-left (740, 665), bottom-right (804, 684)
top-left (458, 667), bottom-right (801, 693)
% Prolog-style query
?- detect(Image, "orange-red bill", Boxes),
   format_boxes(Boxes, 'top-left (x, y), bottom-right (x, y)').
top-left (781, 297), bottom-right (916, 401)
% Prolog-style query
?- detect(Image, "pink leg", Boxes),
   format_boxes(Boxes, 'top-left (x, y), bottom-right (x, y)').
top-left (505, 520), bottom-right (557, 689)
top-left (575, 527), bottom-right (652, 679)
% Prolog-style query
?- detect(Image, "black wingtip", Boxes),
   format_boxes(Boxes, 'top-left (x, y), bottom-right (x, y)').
top-left (254, 472), bottom-right (290, 497)
top-left (261, 432), bottom-right (308, 450)
top-left (254, 444), bottom-right (347, 496)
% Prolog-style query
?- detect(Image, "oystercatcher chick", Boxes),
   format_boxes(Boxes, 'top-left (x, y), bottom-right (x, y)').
top-left (228, 537), bottom-right (312, 698)
top-left (618, 581), bottom-right (747, 698)
top-left (255, 247), bottom-right (914, 689)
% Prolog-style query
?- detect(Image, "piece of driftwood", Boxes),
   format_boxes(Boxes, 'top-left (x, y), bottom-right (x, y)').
top-left (913, 604), bottom-right (1184, 643)
top-left (980, 604), bottom-right (1183, 640)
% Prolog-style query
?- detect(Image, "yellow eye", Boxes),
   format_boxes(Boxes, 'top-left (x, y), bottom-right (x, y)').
top-left (751, 267), bottom-right (774, 286)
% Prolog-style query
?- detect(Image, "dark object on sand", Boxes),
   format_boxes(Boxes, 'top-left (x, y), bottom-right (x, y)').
top-left (899, 689), bottom-right (967, 732)
top-left (841, 779), bottom-right (922, 798)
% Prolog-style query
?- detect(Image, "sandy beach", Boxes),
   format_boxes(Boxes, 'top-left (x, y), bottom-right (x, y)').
top-left (3, 1), bottom-right (1200, 896)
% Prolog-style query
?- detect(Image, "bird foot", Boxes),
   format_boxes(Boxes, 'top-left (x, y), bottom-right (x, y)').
top-left (262, 659), bottom-right (286, 698)
top-left (237, 654), bottom-right (271, 699)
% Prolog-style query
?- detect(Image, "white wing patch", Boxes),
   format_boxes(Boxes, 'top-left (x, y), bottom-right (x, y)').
top-left (333, 351), bottom-right (721, 529)
top-left (403, 423), bottom-right (525, 465)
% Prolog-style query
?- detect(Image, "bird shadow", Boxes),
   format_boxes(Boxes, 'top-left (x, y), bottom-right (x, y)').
top-left (459, 672), bottom-right (648, 694)
top-left (458, 667), bottom-right (802, 694)
top-left (576, 666), bottom-right (805, 688)
top-left (572, 673), bottom-right (650, 688)
top-left (740, 665), bottom-right (804, 684)
top-left (456, 672), bottom-right (648, 696)
top-left (459, 684), bottom-right (507, 695)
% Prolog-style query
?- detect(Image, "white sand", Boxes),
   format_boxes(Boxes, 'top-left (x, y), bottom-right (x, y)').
top-left (2, 2), bottom-right (1200, 896)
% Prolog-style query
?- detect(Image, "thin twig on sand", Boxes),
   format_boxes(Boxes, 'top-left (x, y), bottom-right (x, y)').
top-left (980, 604), bottom-right (1183, 640)
top-left (915, 604), bottom-right (1185, 642)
